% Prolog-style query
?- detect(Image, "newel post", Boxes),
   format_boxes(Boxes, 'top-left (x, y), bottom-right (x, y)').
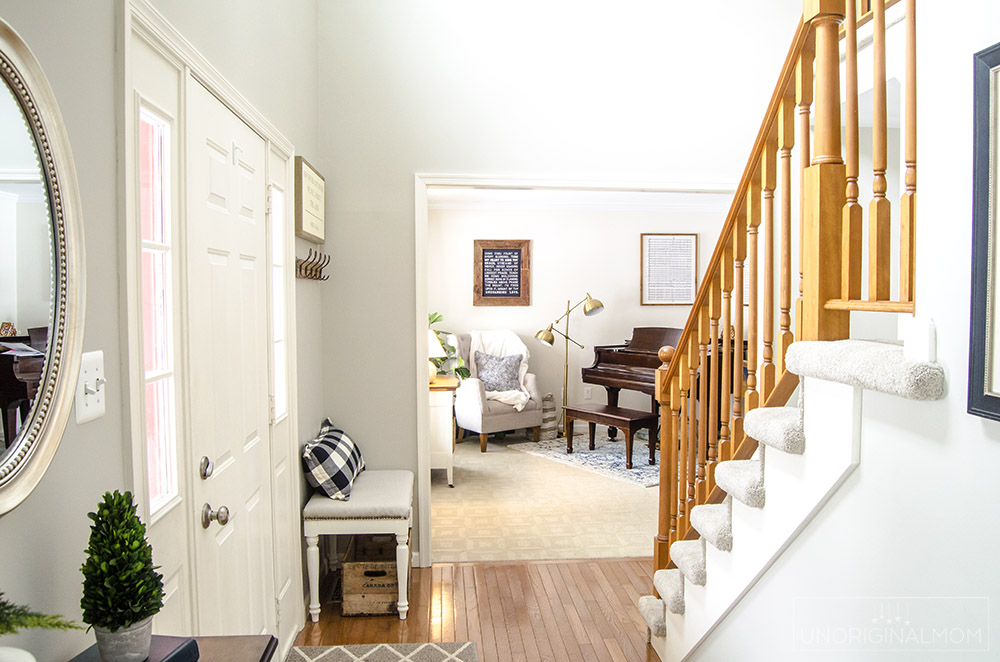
top-left (654, 346), bottom-right (676, 572)
top-left (802, 0), bottom-right (850, 340)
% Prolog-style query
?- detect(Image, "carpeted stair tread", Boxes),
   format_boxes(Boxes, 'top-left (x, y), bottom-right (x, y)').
top-left (690, 496), bottom-right (733, 551)
top-left (715, 451), bottom-right (765, 508)
top-left (653, 568), bottom-right (685, 614)
top-left (669, 539), bottom-right (706, 586)
top-left (786, 339), bottom-right (945, 400)
top-left (638, 595), bottom-right (667, 636)
top-left (745, 406), bottom-right (804, 454)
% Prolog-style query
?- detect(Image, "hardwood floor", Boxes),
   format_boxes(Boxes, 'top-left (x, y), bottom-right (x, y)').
top-left (294, 557), bottom-right (659, 662)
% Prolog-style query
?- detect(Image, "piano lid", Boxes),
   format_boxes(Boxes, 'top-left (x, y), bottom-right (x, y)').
top-left (620, 327), bottom-right (683, 352)
top-left (582, 327), bottom-right (684, 396)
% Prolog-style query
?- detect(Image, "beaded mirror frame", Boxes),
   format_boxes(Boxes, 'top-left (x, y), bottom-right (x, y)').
top-left (0, 18), bottom-right (85, 515)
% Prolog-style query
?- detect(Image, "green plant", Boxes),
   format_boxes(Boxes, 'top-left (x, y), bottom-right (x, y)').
top-left (80, 491), bottom-right (164, 632)
top-left (0, 592), bottom-right (80, 635)
top-left (428, 312), bottom-right (470, 380)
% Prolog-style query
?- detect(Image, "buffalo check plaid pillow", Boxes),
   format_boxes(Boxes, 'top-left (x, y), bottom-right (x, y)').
top-left (302, 419), bottom-right (366, 500)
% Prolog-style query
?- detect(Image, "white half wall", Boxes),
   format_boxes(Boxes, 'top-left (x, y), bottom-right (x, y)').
top-left (692, 2), bottom-right (1000, 660)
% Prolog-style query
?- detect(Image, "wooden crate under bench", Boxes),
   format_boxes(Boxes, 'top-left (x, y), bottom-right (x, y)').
top-left (341, 533), bottom-right (412, 616)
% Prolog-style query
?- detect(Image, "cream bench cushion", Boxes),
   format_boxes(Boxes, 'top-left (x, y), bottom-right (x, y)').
top-left (303, 469), bottom-right (414, 621)
top-left (303, 470), bottom-right (413, 520)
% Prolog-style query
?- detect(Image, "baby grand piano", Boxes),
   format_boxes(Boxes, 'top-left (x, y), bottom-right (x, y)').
top-left (582, 327), bottom-right (683, 435)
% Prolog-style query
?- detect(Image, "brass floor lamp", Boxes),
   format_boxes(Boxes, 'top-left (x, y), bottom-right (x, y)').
top-left (534, 294), bottom-right (604, 437)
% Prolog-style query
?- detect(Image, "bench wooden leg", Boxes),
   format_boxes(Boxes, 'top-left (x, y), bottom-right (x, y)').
top-left (396, 531), bottom-right (409, 620)
top-left (566, 418), bottom-right (574, 453)
top-left (306, 534), bottom-right (321, 622)
top-left (626, 429), bottom-right (634, 470)
top-left (648, 426), bottom-right (656, 465)
top-left (588, 421), bottom-right (596, 450)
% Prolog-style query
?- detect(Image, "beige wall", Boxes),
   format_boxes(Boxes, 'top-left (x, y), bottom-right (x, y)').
top-left (315, 0), bottom-right (803, 554)
top-left (427, 197), bottom-right (727, 412)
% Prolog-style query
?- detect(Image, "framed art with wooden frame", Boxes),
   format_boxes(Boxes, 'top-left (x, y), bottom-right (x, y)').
top-left (969, 40), bottom-right (1000, 421)
top-left (294, 156), bottom-right (325, 244)
top-left (640, 233), bottom-right (698, 305)
top-left (473, 239), bottom-right (530, 306)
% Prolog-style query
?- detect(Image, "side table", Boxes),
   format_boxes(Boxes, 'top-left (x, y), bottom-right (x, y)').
top-left (429, 375), bottom-right (459, 486)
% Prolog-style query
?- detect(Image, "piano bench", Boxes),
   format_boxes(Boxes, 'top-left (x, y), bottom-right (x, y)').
top-left (563, 404), bottom-right (658, 470)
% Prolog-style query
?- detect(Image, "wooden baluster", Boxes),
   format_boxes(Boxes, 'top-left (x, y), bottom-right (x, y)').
top-left (687, 340), bottom-right (698, 514)
top-left (900, 0), bottom-right (917, 303)
top-left (707, 272), bottom-right (721, 492)
top-left (778, 93), bottom-right (795, 371)
top-left (802, 0), bottom-right (849, 341)
top-left (732, 205), bottom-right (747, 446)
top-left (697, 305), bottom-right (709, 503)
top-left (654, 350), bottom-right (677, 571)
top-left (761, 134), bottom-right (777, 399)
top-left (796, 35), bottom-right (815, 340)
top-left (677, 351), bottom-right (689, 535)
top-left (668, 376), bottom-right (681, 546)
top-left (869, 0), bottom-right (891, 302)
top-left (746, 181), bottom-right (761, 414)
top-left (720, 239), bottom-right (734, 461)
top-left (842, 0), bottom-right (863, 301)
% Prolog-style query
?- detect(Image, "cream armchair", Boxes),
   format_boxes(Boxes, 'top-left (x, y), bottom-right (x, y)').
top-left (449, 332), bottom-right (543, 452)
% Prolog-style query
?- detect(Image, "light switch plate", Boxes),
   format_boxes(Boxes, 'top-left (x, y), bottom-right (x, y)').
top-left (75, 350), bottom-right (106, 424)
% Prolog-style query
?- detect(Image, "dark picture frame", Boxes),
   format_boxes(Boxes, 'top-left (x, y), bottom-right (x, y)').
top-left (473, 239), bottom-right (530, 306)
top-left (969, 41), bottom-right (1000, 421)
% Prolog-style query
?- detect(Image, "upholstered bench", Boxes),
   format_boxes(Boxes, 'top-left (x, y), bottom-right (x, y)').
top-left (304, 469), bottom-right (414, 620)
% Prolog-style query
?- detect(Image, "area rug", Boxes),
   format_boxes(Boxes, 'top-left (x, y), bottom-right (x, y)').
top-left (508, 431), bottom-right (659, 488)
top-left (287, 642), bottom-right (477, 661)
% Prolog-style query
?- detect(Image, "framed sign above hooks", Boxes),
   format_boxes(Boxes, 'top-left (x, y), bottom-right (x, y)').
top-left (295, 156), bottom-right (325, 243)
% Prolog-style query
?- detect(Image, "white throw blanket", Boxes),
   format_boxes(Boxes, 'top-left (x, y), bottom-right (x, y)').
top-left (469, 329), bottom-right (531, 411)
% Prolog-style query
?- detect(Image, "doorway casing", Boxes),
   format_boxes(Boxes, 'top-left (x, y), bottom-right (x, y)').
top-left (412, 174), bottom-right (735, 565)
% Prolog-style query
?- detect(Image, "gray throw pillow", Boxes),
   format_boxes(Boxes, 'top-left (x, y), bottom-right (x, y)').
top-left (474, 351), bottom-right (523, 392)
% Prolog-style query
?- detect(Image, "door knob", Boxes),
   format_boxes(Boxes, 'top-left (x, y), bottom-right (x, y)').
top-left (201, 503), bottom-right (230, 528)
top-left (199, 456), bottom-right (214, 480)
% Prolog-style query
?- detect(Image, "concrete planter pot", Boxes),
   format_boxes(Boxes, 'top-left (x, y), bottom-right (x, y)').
top-left (0, 647), bottom-right (36, 662)
top-left (93, 616), bottom-right (152, 662)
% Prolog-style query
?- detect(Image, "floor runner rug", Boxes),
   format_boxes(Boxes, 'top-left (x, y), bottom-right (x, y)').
top-left (287, 642), bottom-right (478, 661)
top-left (508, 431), bottom-right (659, 488)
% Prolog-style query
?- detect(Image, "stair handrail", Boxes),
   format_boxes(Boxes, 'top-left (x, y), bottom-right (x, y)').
top-left (653, 0), bottom-right (918, 576)
top-left (655, 18), bottom-right (808, 391)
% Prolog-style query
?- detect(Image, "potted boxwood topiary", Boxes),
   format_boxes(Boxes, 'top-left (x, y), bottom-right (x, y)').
top-left (0, 592), bottom-right (80, 662)
top-left (80, 491), bottom-right (163, 662)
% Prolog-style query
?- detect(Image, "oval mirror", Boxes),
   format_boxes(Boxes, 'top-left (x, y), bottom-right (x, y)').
top-left (0, 18), bottom-right (85, 516)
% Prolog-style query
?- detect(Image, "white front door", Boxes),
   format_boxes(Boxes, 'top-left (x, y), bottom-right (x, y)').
top-left (185, 78), bottom-right (276, 635)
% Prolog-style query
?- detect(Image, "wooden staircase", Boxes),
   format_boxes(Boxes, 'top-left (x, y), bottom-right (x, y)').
top-left (644, 0), bottom-right (918, 658)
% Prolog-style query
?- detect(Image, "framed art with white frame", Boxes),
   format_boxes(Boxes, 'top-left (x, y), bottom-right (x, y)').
top-left (641, 233), bottom-right (697, 305)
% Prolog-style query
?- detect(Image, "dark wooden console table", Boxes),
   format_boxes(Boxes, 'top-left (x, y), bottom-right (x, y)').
top-left (69, 634), bottom-right (277, 662)
top-left (563, 403), bottom-right (658, 469)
